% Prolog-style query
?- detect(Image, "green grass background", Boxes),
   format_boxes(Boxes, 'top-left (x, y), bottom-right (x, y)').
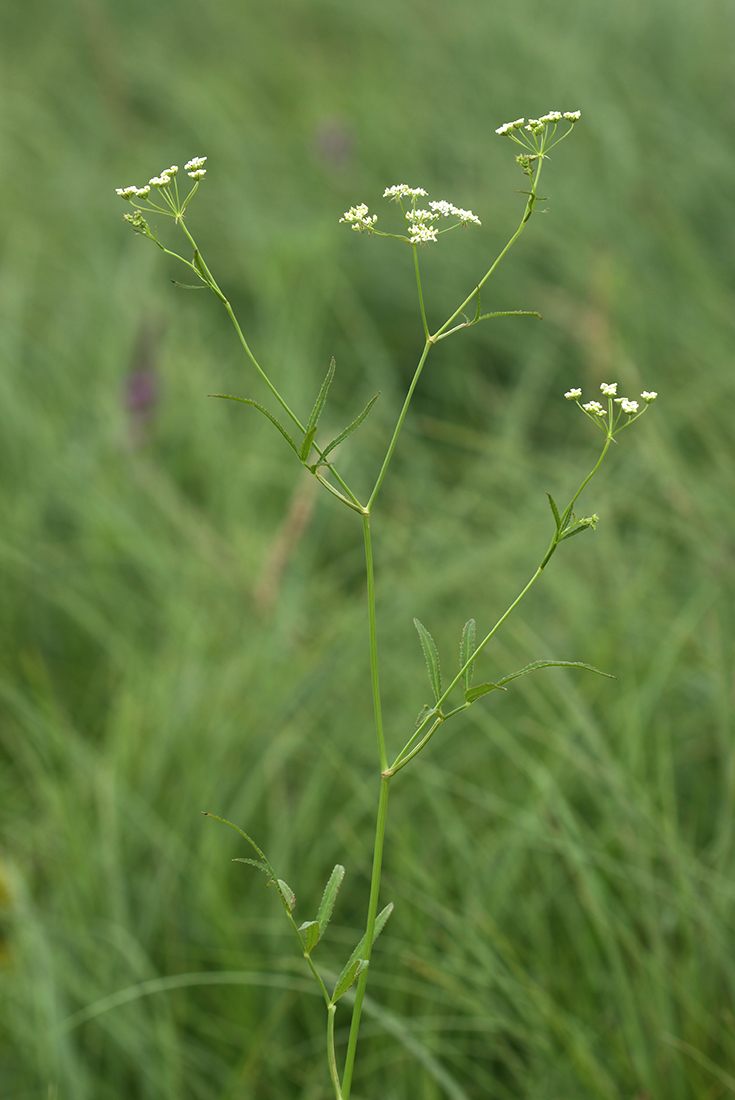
top-left (1, 0), bottom-right (735, 1097)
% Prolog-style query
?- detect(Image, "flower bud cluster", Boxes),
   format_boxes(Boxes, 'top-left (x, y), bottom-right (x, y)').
top-left (564, 382), bottom-right (657, 434)
top-left (383, 184), bottom-right (428, 200)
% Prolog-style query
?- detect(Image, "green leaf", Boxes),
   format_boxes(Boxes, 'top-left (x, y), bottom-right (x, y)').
top-left (464, 681), bottom-right (505, 704)
top-left (306, 357), bottom-right (336, 438)
top-left (298, 920), bottom-right (321, 955)
top-left (320, 393), bottom-right (380, 460)
top-left (300, 426), bottom-right (317, 461)
top-left (331, 958), bottom-right (369, 1004)
top-left (330, 902), bottom-right (393, 1003)
top-left (415, 703), bottom-right (432, 729)
top-left (232, 857), bottom-right (271, 875)
top-left (171, 281), bottom-right (207, 290)
top-left (497, 659), bottom-right (616, 688)
top-left (316, 864), bottom-right (345, 940)
top-left (193, 249), bottom-right (208, 279)
top-left (460, 619), bottom-right (476, 691)
top-left (547, 493), bottom-right (561, 532)
top-left (477, 310), bottom-right (542, 321)
top-left (560, 515), bottom-right (599, 541)
top-left (202, 813), bottom-right (273, 874)
top-left (414, 618), bottom-right (442, 703)
top-left (472, 287), bottom-right (481, 324)
top-left (276, 879), bottom-right (296, 912)
top-left (209, 395), bottom-right (300, 456)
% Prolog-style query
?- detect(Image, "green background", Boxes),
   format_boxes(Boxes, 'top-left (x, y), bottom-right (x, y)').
top-left (1, 1), bottom-right (735, 1097)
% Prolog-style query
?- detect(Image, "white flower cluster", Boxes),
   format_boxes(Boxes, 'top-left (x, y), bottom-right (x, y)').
top-left (185, 156), bottom-right (207, 180)
top-left (115, 158), bottom-right (207, 202)
top-left (340, 186), bottom-right (480, 245)
top-left (565, 382), bottom-right (658, 428)
top-left (404, 197), bottom-right (480, 243)
top-left (496, 110), bottom-right (581, 137)
top-left (383, 184), bottom-right (428, 200)
top-left (495, 118), bottom-right (525, 136)
top-left (116, 184), bottom-right (151, 201)
top-left (339, 204), bottom-right (378, 232)
top-left (428, 200), bottom-right (481, 225)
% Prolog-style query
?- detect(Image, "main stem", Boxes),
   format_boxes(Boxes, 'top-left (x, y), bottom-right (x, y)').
top-left (340, 517), bottom-right (392, 1098)
top-left (342, 774), bottom-right (391, 1099)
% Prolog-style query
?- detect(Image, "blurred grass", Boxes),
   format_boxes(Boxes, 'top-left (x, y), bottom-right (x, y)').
top-left (1, 0), bottom-right (735, 1097)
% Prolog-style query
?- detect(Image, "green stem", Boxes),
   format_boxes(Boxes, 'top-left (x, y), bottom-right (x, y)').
top-left (367, 340), bottom-right (431, 511)
top-left (363, 515), bottom-right (387, 771)
top-left (341, 774), bottom-right (391, 1099)
top-left (432, 159), bottom-right (544, 341)
top-left (413, 244), bottom-right (430, 341)
top-left (327, 1005), bottom-right (344, 1100)
top-left (177, 222), bottom-right (363, 510)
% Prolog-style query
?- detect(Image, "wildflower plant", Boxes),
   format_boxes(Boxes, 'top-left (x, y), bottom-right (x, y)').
top-left (116, 110), bottom-right (658, 1097)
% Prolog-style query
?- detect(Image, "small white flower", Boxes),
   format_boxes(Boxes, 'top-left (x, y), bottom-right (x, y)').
top-left (525, 119), bottom-right (545, 134)
top-left (406, 208), bottom-right (436, 223)
top-left (564, 388), bottom-right (582, 400)
top-left (582, 400), bottom-right (605, 416)
top-left (135, 186), bottom-right (150, 198)
top-left (600, 382), bottom-right (617, 396)
top-left (165, 165), bottom-right (179, 176)
top-left (383, 184), bottom-right (428, 200)
top-left (149, 175), bottom-right (171, 188)
top-left (339, 204), bottom-right (377, 232)
top-left (564, 110), bottom-right (582, 121)
top-left (115, 185), bottom-right (138, 199)
top-left (495, 118), bottom-right (524, 135)
top-left (184, 156), bottom-right (207, 171)
top-left (453, 207), bottom-right (481, 225)
top-left (619, 399), bottom-right (639, 414)
top-left (641, 391), bottom-right (658, 402)
top-left (429, 200), bottom-right (455, 217)
top-left (539, 111), bottom-right (562, 123)
top-left (409, 223), bottom-right (439, 244)
top-left (187, 169), bottom-right (207, 180)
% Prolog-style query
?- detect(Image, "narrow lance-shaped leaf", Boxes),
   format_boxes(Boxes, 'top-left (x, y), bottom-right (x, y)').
top-left (460, 618), bottom-right (476, 691)
top-left (414, 618), bottom-right (441, 703)
top-left (209, 395), bottom-right (300, 457)
top-left (476, 309), bottom-right (542, 321)
top-left (320, 392), bottom-right (380, 461)
top-left (496, 659), bottom-right (616, 688)
top-left (330, 902), bottom-right (394, 1004)
top-left (465, 681), bottom-right (506, 704)
top-left (306, 358), bottom-right (336, 436)
top-left (316, 864), bottom-right (345, 942)
top-left (331, 959), bottom-right (369, 1005)
top-left (547, 493), bottom-right (562, 532)
top-left (301, 358), bottom-right (336, 461)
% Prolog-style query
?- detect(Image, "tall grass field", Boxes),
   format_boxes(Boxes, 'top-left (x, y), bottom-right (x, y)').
top-left (1, 0), bottom-right (735, 1097)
